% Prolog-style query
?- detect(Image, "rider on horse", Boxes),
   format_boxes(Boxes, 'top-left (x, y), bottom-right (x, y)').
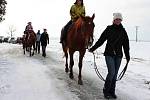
top-left (25, 22), bottom-right (34, 33)
top-left (24, 22), bottom-right (35, 40)
top-left (60, 0), bottom-right (86, 44)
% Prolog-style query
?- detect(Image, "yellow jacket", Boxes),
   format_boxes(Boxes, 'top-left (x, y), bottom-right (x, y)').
top-left (70, 4), bottom-right (85, 21)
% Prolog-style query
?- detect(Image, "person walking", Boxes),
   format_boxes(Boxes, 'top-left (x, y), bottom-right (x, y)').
top-left (40, 29), bottom-right (49, 57)
top-left (36, 30), bottom-right (41, 54)
top-left (89, 13), bottom-right (130, 99)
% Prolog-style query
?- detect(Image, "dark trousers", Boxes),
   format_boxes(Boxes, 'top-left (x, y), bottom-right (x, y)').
top-left (36, 41), bottom-right (40, 53)
top-left (60, 20), bottom-right (72, 43)
top-left (42, 45), bottom-right (46, 57)
top-left (103, 56), bottom-right (122, 95)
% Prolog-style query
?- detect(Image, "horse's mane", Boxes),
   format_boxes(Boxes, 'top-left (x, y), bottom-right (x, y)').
top-left (74, 16), bottom-right (92, 30)
top-left (75, 17), bottom-right (83, 29)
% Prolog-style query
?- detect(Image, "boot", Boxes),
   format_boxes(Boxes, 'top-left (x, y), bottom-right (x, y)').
top-left (103, 80), bottom-right (112, 99)
top-left (109, 80), bottom-right (117, 99)
top-left (103, 88), bottom-right (111, 99)
top-left (110, 93), bottom-right (117, 99)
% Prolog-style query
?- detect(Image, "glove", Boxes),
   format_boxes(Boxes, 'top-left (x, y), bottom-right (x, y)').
top-left (88, 48), bottom-right (94, 53)
top-left (126, 57), bottom-right (130, 62)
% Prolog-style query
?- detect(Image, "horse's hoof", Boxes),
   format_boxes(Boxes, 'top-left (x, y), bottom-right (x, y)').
top-left (78, 80), bottom-right (83, 85)
top-left (65, 68), bottom-right (69, 73)
top-left (69, 74), bottom-right (74, 79)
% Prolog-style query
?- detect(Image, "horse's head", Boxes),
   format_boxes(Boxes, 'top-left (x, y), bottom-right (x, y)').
top-left (81, 14), bottom-right (95, 47)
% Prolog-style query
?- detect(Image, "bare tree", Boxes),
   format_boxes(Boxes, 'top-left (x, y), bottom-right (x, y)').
top-left (7, 25), bottom-right (16, 38)
top-left (0, 0), bottom-right (7, 22)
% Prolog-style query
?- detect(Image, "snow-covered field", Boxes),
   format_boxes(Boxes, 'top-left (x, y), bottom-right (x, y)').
top-left (0, 38), bottom-right (150, 100)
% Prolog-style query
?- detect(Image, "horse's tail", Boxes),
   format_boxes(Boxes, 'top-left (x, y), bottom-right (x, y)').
top-left (62, 43), bottom-right (69, 58)
top-left (60, 27), bottom-right (65, 42)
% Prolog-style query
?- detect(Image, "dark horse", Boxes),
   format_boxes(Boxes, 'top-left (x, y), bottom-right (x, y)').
top-left (22, 31), bottom-right (36, 56)
top-left (61, 14), bottom-right (95, 85)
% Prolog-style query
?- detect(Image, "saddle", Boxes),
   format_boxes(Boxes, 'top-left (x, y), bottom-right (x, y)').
top-left (60, 23), bottom-right (74, 44)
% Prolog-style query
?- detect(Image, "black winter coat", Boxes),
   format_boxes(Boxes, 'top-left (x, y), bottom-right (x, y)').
top-left (90, 24), bottom-right (130, 59)
top-left (40, 32), bottom-right (49, 46)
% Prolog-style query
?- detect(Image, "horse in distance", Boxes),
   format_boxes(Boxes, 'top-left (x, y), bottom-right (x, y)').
top-left (22, 31), bottom-right (36, 56)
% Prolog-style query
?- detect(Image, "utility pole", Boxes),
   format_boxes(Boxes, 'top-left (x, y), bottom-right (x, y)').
top-left (135, 26), bottom-right (139, 42)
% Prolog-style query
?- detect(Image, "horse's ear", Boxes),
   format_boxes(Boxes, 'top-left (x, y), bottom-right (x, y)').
top-left (92, 13), bottom-right (95, 20)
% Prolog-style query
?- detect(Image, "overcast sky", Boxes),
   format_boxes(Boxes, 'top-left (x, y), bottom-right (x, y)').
top-left (0, 0), bottom-right (150, 41)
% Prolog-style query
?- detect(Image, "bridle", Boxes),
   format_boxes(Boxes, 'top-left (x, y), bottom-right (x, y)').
top-left (80, 18), bottom-right (95, 48)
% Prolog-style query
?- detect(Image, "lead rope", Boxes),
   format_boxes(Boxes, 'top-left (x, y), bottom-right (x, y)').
top-left (117, 61), bottom-right (129, 81)
top-left (92, 52), bottom-right (129, 81)
top-left (92, 52), bottom-right (105, 81)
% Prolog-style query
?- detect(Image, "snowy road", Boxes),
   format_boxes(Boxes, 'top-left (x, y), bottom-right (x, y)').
top-left (0, 44), bottom-right (79, 100)
top-left (0, 41), bottom-right (150, 100)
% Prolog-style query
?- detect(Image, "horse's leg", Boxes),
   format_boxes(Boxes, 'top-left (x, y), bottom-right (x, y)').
top-left (69, 50), bottom-right (74, 79)
top-left (35, 41), bottom-right (37, 53)
top-left (29, 46), bottom-right (32, 56)
top-left (32, 46), bottom-right (34, 56)
top-left (62, 44), bottom-right (69, 73)
top-left (65, 50), bottom-right (68, 73)
top-left (26, 47), bottom-right (28, 51)
top-left (23, 44), bottom-right (25, 54)
top-left (78, 50), bottom-right (86, 85)
top-left (33, 42), bottom-right (36, 51)
top-left (32, 42), bottom-right (35, 56)
top-left (23, 47), bottom-right (25, 54)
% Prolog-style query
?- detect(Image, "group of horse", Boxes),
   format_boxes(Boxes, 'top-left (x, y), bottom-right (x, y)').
top-left (22, 14), bottom-right (95, 85)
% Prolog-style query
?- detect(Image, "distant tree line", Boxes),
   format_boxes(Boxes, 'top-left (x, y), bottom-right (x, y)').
top-left (0, 0), bottom-right (7, 22)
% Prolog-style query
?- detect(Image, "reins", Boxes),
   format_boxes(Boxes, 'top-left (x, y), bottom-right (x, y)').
top-left (91, 52), bottom-right (129, 81)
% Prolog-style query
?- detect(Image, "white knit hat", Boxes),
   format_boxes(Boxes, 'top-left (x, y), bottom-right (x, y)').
top-left (113, 13), bottom-right (123, 21)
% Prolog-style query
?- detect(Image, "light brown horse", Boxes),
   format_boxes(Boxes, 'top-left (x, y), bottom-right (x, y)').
top-left (62, 14), bottom-right (95, 85)
top-left (22, 31), bottom-right (36, 56)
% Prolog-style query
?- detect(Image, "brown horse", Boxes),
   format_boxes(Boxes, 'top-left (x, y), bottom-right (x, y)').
top-left (22, 31), bottom-right (36, 56)
top-left (61, 14), bottom-right (95, 85)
